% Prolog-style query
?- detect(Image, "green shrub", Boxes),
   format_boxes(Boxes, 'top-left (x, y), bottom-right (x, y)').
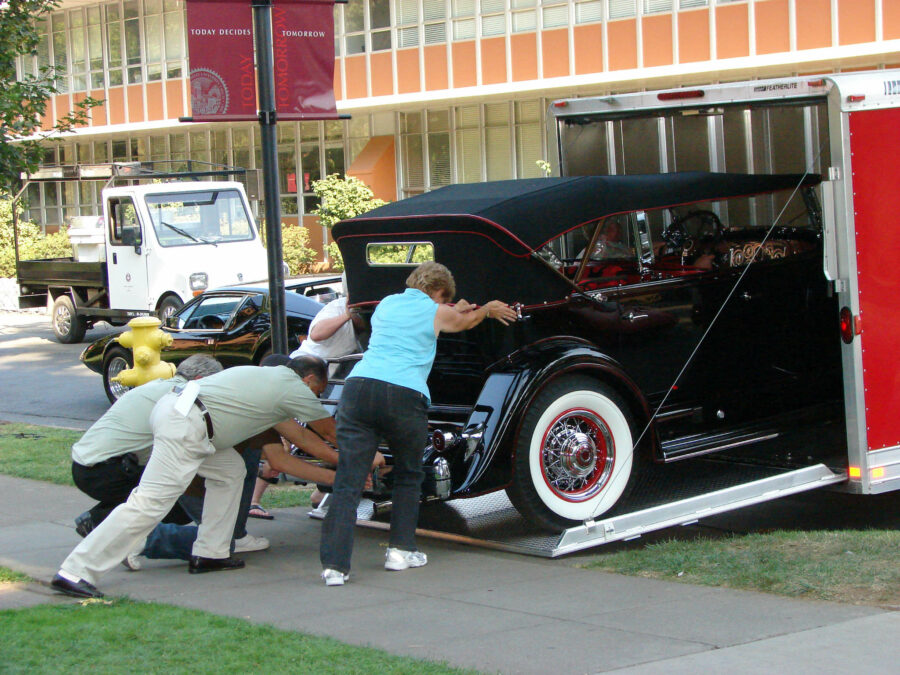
top-left (0, 197), bottom-right (72, 278)
top-left (326, 240), bottom-right (343, 271)
top-left (281, 224), bottom-right (318, 275)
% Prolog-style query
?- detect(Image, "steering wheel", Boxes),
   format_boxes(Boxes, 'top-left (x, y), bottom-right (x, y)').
top-left (198, 315), bottom-right (225, 330)
top-left (677, 209), bottom-right (725, 242)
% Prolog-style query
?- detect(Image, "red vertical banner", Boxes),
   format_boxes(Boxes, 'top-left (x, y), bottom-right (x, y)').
top-left (186, 0), bottom-right (257, 120)
top-left (272, 0), bottom-right (338, 119)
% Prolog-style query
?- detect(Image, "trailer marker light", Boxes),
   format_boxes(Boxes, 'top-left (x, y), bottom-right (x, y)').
top-left (807, 79), bottom-right (826, 87)
top-left (839, 307), bottom-right (856, 344)
top-left (872, 467), bottom-right (885, 479)
top-left (849, 466), bottom-right (861, 479)
top-left (553, 101), bottom-right (569, 108)
top-left (658, 90), bottom-right (705, 101)
top-left (847, 94), bottom-right (866, 102)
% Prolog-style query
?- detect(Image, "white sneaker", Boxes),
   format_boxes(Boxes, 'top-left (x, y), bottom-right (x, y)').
top-left (122, 538), bottom-right (145, 571)
top-left (321, 568), bottom-right (349, 586)
top-left (384, 547), bottom-right (428, 571)
top-left (122, 551), bottom-right (142, 571)
top-left (233, 534), bottom-right (270, 553)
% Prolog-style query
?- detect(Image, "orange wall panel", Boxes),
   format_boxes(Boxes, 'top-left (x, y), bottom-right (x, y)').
top-left (452, 41), bottom-right (477, 88)
top-left (511, 32), bottom-right (538, 81)
top-left (126, 84), bottom-right (144, 123)
top-left (424, 44), bottom-right (449, 91)
top-left (608, 19), bottom-right (638, 72)
top-left (371, 51), bottom-right (394, 97)
top-left (145, 82), bottom-right (164, 121)
top-left (333, 65), bottom-right (342, 101)
top-left (396, 48), bottom-right (420, 94)
top-left (347, 136), bottom-right (397, 203)
top-left (755, 0), bottom-right (790, 55)
top-left (716, 4), bottom-right (750, 59)
top-left (481, 37), bottom-right (507, 85)
top-left (678, 9), bottom-right (710, 63)
top-left (344, 55), bottom-right (367, 100)
top-left (55, 95), bottom-right (71, 124)
top-left (796, 0), bottom-right (832, 50)
top-left (165, 80), bottom-right (184, 120)
top-left (107, 87), bottom-right (125, 125)
top-left (838, 0), bottom-right (875, 45)
top-left (89, 89), bottom-right (107, 126)
top-left (642, 14), bottom-right (673, 68)
top-left (72, 93), bottom-right (89, 128)
top-left (886, 0), bottom-right (900, 40)
top-left (541, 29), bottom-right (570, 79)
top-left (573, 24), bottom-right (603, 74)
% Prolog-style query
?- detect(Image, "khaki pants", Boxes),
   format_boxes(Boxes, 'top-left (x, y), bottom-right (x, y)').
top-left (61, 392), bottom-right (245, 586)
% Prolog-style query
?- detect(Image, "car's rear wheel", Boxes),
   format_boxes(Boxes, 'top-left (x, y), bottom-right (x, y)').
top-left (52, 295), bottom-right (87, 344)
top-left (506, 375), bottom-right (639, 532)
top-left (103, 346), bottom-right (133, 404)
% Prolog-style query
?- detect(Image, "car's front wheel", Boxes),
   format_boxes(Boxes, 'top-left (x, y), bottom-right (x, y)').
top-left (506, 376), bottom-right (640, 532)
top-left (103, 346), bottom-right (133, 404)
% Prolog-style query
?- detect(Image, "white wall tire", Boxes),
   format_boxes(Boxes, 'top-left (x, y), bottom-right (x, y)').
top-left (507, 376), bottom-right (638, 532)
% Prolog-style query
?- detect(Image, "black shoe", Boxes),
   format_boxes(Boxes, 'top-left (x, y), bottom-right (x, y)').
top-left (51, 573), bottom-right (104, 598)
top-left (188, 555), bottom-right (245, 574)
top-left (74, 512), bottom-right (95, 538)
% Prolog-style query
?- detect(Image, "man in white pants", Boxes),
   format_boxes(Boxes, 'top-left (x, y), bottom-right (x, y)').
top-left (52, 356), bottom-right (331, 598)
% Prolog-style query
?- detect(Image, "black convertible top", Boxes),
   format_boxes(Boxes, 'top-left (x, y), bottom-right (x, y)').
top-left (336, 172), bottom-right (819, 253)
top-left (334, 172), bottom-right (819, 306)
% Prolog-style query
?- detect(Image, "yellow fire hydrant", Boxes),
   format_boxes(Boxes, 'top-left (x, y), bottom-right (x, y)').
top-left (111, 316), bottom-right (176, 388)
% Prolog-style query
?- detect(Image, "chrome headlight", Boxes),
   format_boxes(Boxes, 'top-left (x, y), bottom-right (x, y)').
top-left (189, 272), bottom-right (209, 291)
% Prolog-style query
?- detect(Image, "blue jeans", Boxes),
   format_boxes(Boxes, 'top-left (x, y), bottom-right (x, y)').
top-left (319, 378), bottom-right (428, 574)
top-left (141, 446), bottom-right (260, 561)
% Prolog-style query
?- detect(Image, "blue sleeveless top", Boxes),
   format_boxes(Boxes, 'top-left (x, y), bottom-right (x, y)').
top-left (347, 288), bottom-right (439, 401)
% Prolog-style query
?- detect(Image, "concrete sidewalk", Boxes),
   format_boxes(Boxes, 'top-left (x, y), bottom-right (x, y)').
top-left (0, 474), bottom-right (895, 674)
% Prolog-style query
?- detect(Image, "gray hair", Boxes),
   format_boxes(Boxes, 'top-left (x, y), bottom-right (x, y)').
top-left (176, 354), bottom-right (224, 379)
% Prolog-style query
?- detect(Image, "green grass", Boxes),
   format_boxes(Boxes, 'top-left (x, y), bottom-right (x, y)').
top-left (0, 422), bottom-right (81, 485)
top-left (583, 529), bottom-right (900, 606)
top-left (260, 482), bottom-right (314, 509)
top-left (0, 421), bottom-right (317, 510)
top-left (0, 566), bottom-right (30, 584)
top-left (0, 598), bottom-right (479, 675)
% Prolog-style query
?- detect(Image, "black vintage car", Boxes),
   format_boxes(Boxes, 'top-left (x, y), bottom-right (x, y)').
top-left (81, 277), bottom-right (339, 403)
top-left (330, 172), bottom-right (843, 532)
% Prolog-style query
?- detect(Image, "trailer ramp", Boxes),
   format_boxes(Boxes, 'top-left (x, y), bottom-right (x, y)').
top-left (310, 460), bottom-right (845, 557)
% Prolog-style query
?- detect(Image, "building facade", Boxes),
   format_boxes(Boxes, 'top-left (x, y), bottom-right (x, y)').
top-left (17, 0), bottom-right (900, 257)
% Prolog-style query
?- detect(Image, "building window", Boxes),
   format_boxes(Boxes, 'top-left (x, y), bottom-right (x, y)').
top-left (481, 0), bottom-right (506, 37)
top-left (644, 0), bottom-right (674, 14)
top-left (511, 0), bottom-right (537, 34)
top-left (575, 0), bottom-right (605, 24)
top-left (542, 1), bottom-right (569, 29)
top-left (452, 0), bottom-right (476, 40)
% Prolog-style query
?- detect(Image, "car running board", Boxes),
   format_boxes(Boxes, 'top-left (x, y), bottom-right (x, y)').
top-left (660, 425), bottom-right (780, 462)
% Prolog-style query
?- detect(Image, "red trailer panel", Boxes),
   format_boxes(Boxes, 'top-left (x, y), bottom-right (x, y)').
top-left (848, 107), bottom-right (900, 452)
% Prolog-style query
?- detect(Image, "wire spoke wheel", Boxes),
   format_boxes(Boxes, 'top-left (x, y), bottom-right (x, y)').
top-left (507, 376), bottom-right (640, 532)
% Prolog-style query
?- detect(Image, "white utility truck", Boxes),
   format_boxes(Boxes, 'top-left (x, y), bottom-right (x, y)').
top-left (14, 162), bottom-right (268, 343)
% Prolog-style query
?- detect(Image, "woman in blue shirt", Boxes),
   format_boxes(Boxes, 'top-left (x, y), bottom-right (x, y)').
top-left (320, 261), bottom-right (517, 585)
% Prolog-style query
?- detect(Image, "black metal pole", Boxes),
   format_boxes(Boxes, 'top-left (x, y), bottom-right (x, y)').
top-left (252, 0), bottom-right (288, 355)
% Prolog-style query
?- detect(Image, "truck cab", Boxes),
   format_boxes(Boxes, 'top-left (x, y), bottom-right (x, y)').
top-left (103, 181), bottom-right (267, 317)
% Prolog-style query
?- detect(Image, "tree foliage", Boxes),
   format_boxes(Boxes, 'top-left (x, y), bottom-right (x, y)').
top-left (0, 0), bottom-right (103, 195)
top-left (311, 174), bottom-right (385, 229)
top-left (281, 224), bottom-right (318, 276)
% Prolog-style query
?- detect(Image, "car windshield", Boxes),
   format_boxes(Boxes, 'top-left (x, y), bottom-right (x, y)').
top-left (171, 294), bottom-right (262, 331)
top-left (145, 189), bottom-right (255, 247)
